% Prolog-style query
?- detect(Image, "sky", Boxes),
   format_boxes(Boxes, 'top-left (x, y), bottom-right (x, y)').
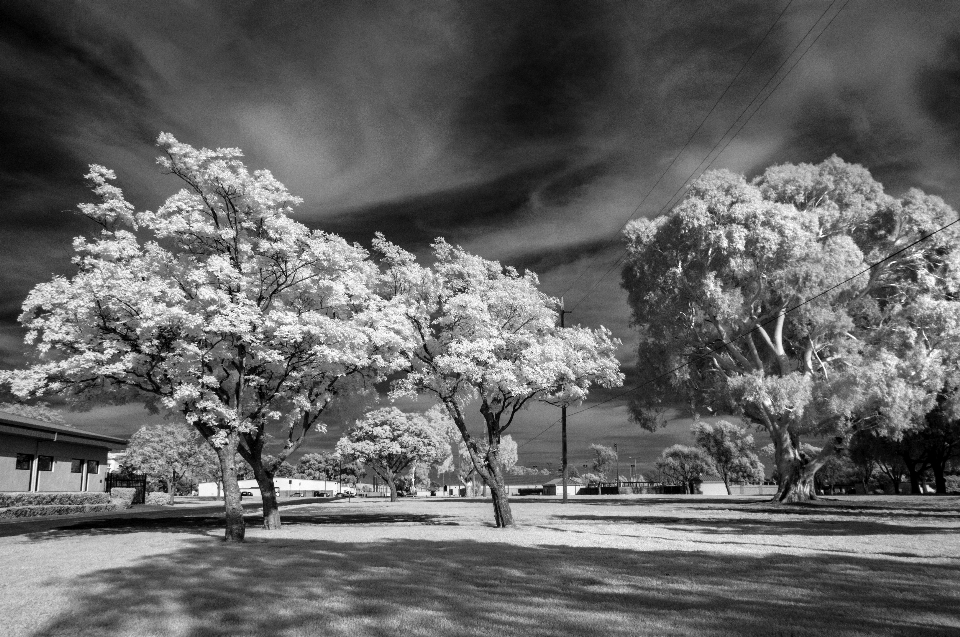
top-left (3, 0), bottom-right (960, 473)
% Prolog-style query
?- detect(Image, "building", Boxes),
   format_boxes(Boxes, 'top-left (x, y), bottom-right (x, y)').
top-left (541, 477), bottom-right (584, 497)
top-left (0, 411), bottom-right (127, 493)
top-left (197, 477), bottom-right (344, 498)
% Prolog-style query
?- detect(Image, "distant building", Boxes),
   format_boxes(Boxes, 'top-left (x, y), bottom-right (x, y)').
top-left (0, 411), bottom-right (127, 493)
top-left (197, 477), bottom-right (344, 498)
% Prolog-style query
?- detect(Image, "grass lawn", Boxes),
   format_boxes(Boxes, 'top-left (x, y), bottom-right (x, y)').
top-left (1, 495), bottom-right (958, 636)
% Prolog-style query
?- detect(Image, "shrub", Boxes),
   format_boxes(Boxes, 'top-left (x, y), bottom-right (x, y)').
top-left (145, 492), bottom-right (172, 505)
top-left (945, 475), bottom-right (960, 493)
top-left (0, 492), bottom-right (111, 507)
top-left (109, 488), bottom-right (137, 508)
top-left (0, 503), bottom-right (119, 519)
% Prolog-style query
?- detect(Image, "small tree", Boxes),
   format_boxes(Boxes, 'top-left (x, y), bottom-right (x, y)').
top-left (123, 423), bottom-right (210, 505)
top-left (336, 407), bottom-right (448, 501)
top-left (588, 444), bottom-right (618, 481)
top-left (657, 445), bottom-right (712, 494)
top-left (693, 420), bottom-right (765, 495)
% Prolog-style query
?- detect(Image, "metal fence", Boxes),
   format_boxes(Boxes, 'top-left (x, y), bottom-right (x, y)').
top-left (105, 473), bottom-right (147, 504)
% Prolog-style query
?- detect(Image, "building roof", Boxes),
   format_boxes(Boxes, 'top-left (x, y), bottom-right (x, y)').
top-left (0, 411), bottom-right (128, 448)
top-left (542, 477), bottom-right (584, 486)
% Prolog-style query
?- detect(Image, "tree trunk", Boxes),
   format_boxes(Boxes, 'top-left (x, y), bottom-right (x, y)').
top-left (388, 478), bottom-right (398, 502)
top-left (932, 461), bottom-right (947, 495)
top-left (489, 477), bottom-right (514, 528)
top-left (250, 460), bottom-right (281, 530)
top-left (216, 433), bottom-right (245, 542)
top-left (774, 448), bottom-right (818, 503)
top-left (168, 468), bottom-right (176, 505)
top-left (722, 476), bottom-right (732, 496)
top-left (907, 468), bottom-right (923, 495)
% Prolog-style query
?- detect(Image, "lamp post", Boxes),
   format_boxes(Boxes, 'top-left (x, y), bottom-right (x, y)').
top-left (629, 457), bottom-right (633, 482)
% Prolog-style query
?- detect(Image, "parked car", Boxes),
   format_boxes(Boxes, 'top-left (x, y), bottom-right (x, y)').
top-left (240, 491), bottom-right (253, 497)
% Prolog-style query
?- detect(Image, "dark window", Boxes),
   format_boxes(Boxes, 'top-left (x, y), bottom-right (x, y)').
top-left (15, 453), bottom-right (33, 470)
top-left (71, 459), bottom-right (84, 473)
top-left (86, 460), bottom-right (99, 475)
top-left (37, 455), bottom-right (54, 471)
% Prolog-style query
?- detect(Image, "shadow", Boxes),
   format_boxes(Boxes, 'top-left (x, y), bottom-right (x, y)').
top-left (554, 514), bottom-right (956, 536)
top-left (29, 537), bottom-right (960, 637)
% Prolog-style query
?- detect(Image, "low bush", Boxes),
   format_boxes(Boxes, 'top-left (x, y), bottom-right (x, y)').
top-left (0, 503), bottom-right (119, 519)
top-left (109, 488), bottom-right (137, 509)
top-left (145, 492), bottom-right (172, 506)
top-left (945, 475), bottom-right (960, 493)
top-left (0, 492), bottom-right (111, 507)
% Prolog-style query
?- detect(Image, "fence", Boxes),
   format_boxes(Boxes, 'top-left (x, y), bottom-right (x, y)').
top-left (105, 473), bottom-right (147, 505)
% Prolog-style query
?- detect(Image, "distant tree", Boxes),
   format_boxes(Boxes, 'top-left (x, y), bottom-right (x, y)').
top-left (623, 157), bottom-right (959, 502)
top-left (0, 402), bottom-right (66, 424)
top-left (336, 407), bottom-right (448, 501)
top-left (922, 403), bottom-right (960, 494)
top-left (693, 420), bottom-right (765, 495)
top-left (123, 423), bottom-right (210, 505)
top-left (376, 236), bottom-right (623, 526)
top-left (293, 451), bottom-right (364, 484)
top-left (656, 445), bottom-right (712, 494)
top-left (589, 444), bottom-right (618, 481)
top-left (815, 453), bottom-right (858, 495)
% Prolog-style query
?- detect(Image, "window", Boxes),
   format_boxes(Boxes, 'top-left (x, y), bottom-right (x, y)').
top-left (86, 460), bottom-right (99, 475)
top-left (15, 453), bottom-right (33, 470)
top-left (71, 459), bottom-right (84, 473)
top-left (37, 455), bottom-right (54, 472)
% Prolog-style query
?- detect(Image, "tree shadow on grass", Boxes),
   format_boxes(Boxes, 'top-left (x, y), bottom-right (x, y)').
top-left (553, 514), bottom-right (957, 536)
top-left (15, 511), bottom-right (457, 542)
top-left (31, 537), bottom-right (960, 637)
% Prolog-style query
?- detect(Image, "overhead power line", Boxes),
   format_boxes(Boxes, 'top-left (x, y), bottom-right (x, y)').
top-left (565, 0), bottom-right (848, 313)
top-left (520, 212), bottom-right (960, 451)
top-left (556, 0), bottom-right (796, 300)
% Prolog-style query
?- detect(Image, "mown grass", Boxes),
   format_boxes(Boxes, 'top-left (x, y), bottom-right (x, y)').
top-left (1, 496), bottom-right (958, 636)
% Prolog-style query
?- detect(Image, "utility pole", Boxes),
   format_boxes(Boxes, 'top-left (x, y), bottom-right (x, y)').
top-left (559, 299), bottom-right (572, 504)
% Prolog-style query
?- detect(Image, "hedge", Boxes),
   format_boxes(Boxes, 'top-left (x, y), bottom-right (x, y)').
top-left (110, 488), bottom-right (137, 509)
top-left (0, 492), bottom-right (111, 507)
top-left (145, 492), bottom-right (172, 506)
top-left (0, 503), bottom-right (119, 519)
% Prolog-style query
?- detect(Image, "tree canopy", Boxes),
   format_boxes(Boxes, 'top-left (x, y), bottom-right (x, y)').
top-left (123, 423), bottom-right (210, 504)
top-left (376, 235), bottom-right (623, 526)
top-left (692, 420), bottom-right (764, 494)
top-left (336, 406), bottom-right (448, 501)
top-left (0, 135), bottom-right (410, 539)
top-left (622, 156), bottom-right (960, 502)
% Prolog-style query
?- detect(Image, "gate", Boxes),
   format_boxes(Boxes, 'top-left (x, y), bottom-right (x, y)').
top-left (105, 473), bottom-right (147, 505)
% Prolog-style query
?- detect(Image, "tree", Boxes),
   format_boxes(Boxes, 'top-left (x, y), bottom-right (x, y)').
top-left (122, 423), bottom-right (210, 504)
top-left (622, 157), bottom-right (959, 502)
top-left (376, 236), bottom-right (623, 527)
top-left (0, 135), bottom-right (408, 540)
top-left (588, 443), bottom-right (618, 481)
top-left (656, 445), bottom-right (712, 494)
top-left (336, 406), bottom-right (448, 501)
top-left (692, 420), bottom-right (765, 495)
top-left (0, 402), bottom-right (66, 424)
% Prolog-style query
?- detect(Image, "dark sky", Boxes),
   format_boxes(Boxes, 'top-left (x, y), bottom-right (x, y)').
top-left (3, 0), bottom-right (960, 470)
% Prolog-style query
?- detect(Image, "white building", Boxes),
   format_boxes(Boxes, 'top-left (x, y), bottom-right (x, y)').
top-left (197, 477), bottom-right (344, 498)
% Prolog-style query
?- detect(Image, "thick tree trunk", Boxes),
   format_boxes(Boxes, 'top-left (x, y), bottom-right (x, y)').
top-left (250, 461), bottom-right (281, 530)
top-left (932, 461), bottom-right (947, 495)
top-left (907, 468), bottom-right (923, 495)
top-left (216, 433), bottom-right (245, 542)
top-left (168, 468), bottom-right (176, 505)
top-left (388, 478), bottom-right (398, 502)
top-left (774, 446), bottom-right (818, 503)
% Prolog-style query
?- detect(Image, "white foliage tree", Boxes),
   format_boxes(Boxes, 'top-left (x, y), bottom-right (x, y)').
top-left (375, 236), bottom-right (624, 527)
top-left (336, 406), bottom-right (448, 501)
top-left (0, 135), bottom-right (408, 540)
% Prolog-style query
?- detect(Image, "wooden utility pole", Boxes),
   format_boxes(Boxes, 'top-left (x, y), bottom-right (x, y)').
top-left (559, 299), bottom-right (572, 504)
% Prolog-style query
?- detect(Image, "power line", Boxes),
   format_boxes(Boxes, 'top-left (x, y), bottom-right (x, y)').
top-left (557, 0), bottom-right (796, 300)
top-left (566, 0), bottom-right (847, 313)
top-left (520, 212), bottom-right (960, 451)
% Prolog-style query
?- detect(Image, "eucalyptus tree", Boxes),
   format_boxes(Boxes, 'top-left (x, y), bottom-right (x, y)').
top-left (623, 157), bottom-right (960, 502)
top-left (0, 135), bottom-right (409, 540)
top-left (376, 236), bottom-right (623, 526)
